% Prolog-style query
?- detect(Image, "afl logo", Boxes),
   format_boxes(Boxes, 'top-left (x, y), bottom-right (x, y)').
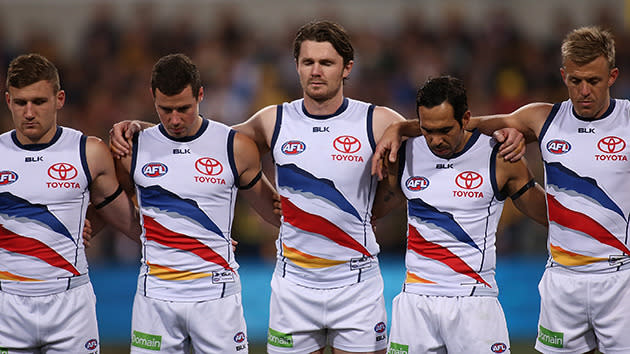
top-left (48, 163), bottom-right (78, 180)
top-left (85, 338), bottom-right (98, 350)
top-left (406, 176), bottom-right (429, 191)
top-left (374, 322), bottom-right (386, 334)
top-left (281, 140), bottom-right (306, 155)
top-left (455, 171), bottom-right (483, 189)
top-left (597, 136), bottom-right (626, 153)
top-left (491, 342), bottom-right (507, 353)
top-left (0, 170), bottom-right (18, 185)
top-left (333, 135), bottom-right (361, 154)
top-left (546, 139), bottom-right (571, 155)
top-left (142, 162), bottom-right (168, 177)
top-left (195, 157), bottom-right (223, 176)
top-left (234, 332), bottom-right (246, 343)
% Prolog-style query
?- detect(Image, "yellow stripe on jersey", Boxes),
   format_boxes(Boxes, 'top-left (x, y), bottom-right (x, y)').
top-left (405, 270), bottom-right (436, 284)
top-left (550, 243), bottom-right (608, 266)
top-left (0, 270), bottom-right (41, 281)
top-left (282, 243), bottom-right (347, 268)
top-left (147, 261), bottom-right (213, 280)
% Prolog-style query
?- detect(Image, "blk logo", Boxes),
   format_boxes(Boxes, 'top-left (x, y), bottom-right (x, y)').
top-left (0, 171), bottom-right (18, 185)
top-left (333, 135), bottom-right (361, 154)
top-left (455, 171), bottom-right (483, 189)
top-left (546, 139), bottom-right (571, 155)
top-left (406, 176), bottom-right (429, 191)
top-left (48, 163), bottom-right (78, 180)
top-left (25, 156), bottom-right (43, 162)
top-left (195, 157), bottom-right (223, 176)
top-left (142, 162), bottom-right (168, 177)
top-left (281, 140), bottom-right (306, 155)
top-left (597, 136), bottom-right (626, 154)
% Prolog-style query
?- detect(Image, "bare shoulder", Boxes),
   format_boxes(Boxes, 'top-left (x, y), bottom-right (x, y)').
top-left (85, 135), bottom-right (115, 176)
top-left (372, 106), bottom-right (407, 142)
top-left (85, 136), bottom-right (111, 157)
top-left (373, 106), bottom-right (406, 124)
top-left (513, 102), bottom-right (554, 118)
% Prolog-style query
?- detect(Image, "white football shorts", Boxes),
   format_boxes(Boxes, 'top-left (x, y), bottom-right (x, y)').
top-left (130, 292), bottom-right (248, 353)
top-left (0, 283), bottom-right (99, 353)
top-left (267, 273), bottom-right (388, 353)
top-left (535, 267), bottom-right (630, 353)
top-left (387, 292), bottom-right (510, 354)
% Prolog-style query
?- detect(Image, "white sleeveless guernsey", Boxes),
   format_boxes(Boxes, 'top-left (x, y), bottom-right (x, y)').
top-left (539, 99), bottom-right (630, 273)
top-left (0, 127), bottom-right (91, 296)
top-left (132, 119), bottom-right (241, 301)
top-left (400, 131), bottom-right (504, 297)
top-left (271, 98), bottom-right (380, 288)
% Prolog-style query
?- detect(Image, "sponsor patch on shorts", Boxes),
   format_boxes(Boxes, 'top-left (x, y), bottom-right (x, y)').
top-left (132, 330), bottom-right (162, 351)
top-left (387, 342), bottom-right (409, 354)
top-left (538, 325), bottom-right (564, 348)
top-left (350, 256), bottom-right (372, 270)
top-left (268, 328), bottom-right (293, 348)
top-left (212, 270), bottom-right (236, 284)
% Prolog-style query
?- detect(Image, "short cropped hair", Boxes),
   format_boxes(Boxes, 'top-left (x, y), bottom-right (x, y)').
top-left (6, 53), bottom-right (60, 93)
top-left (561, 26), bottom-right (616, 69)
top-left (151, 53), bottom-right (201, 98)
top-left (293, 20), bottom-right (354, 66)
top-left (416, 76), bottom-right (468, 126)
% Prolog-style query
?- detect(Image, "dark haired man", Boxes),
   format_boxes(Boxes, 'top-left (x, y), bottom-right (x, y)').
top-left (373, 76), bottom-right (547, 353)
top-left (114, 53), bottom-right (280, 353)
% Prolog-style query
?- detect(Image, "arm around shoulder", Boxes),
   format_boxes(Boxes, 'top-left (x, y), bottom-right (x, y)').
top-left (469, 102), bottom-right (553, 144)
top-left (86, 136), bottom-right (142, 242)
top-left (233, 131), bottom-right (281, 228)
top-left (231, 105), bottom-right (277, 155)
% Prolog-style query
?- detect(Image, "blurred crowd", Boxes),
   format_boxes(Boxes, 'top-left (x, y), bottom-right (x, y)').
top-left (1, 2), bottom-right (628, 264)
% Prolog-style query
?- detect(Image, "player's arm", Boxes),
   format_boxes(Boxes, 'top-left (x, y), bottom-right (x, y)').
top-left (109, 120), bottom-right (155, 158)
top-left (372, 153), bottom-right (405, 219)
top-left (86, 136), bottom-right (142, 242)
top-left (495, 153), bottom-right (548, 226)
top-left (233, 131), bottom-right (281, 228)
top-left (467, 103), bottom-right (553, 145)
top-left (231, 105), bottom-right (277, 155)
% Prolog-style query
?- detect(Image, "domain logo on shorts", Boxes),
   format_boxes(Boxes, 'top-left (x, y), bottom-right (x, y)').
top-left (132, 331), bottom-right (162, 351)
top-left (387, 342), bottom-right (409, 354)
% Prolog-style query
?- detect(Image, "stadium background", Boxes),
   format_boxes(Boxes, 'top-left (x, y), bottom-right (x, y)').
top-left (1, 0), bottom-right (628, 352)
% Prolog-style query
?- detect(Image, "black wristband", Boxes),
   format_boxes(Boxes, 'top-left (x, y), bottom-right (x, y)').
top-left (510, 179), bottom-right (536, 201)
top-left (239, 170), bottom-right (262, 190)
top-left (94, 185), bottom-right (123, 209)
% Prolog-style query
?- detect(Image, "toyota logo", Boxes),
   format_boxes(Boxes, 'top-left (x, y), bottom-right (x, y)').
top-left (333, 135), bottom-right (361, 154)
top-left (195, 157), bottom-right (223, 176)
top-left (597, 136), bottom-right (626, 154)
top-left (455, 171), bottom-right (483, 189)
top-left (48, 163), bottom-right (78, 180)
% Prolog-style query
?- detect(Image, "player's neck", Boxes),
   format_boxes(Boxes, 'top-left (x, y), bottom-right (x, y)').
top-left (302, 94), bottom-right (345, 116)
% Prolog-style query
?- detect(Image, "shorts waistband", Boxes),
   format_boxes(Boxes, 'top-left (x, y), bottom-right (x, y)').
top-left (0, 273), bottom-right (90, 296)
